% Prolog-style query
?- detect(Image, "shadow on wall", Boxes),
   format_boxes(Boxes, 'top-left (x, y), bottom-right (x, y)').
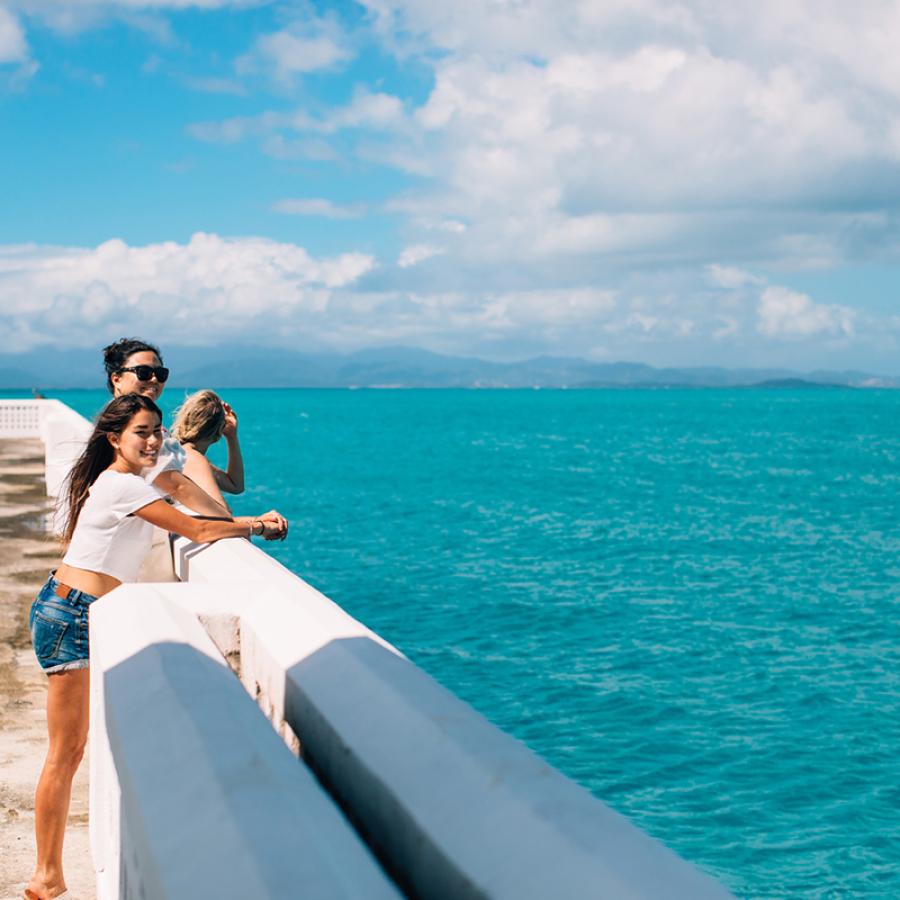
top-left (105, 642), bottom-right (398, 900)
top-left (285, 636), bottom-right (480, 900)
top-left (108, 643), bottom-right (303, 898)
top-left (99, 625), bottom-right (731, 900)
top-left (279, 636), bottom-right (734, 900)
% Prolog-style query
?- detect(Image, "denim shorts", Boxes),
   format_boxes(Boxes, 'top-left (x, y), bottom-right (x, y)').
top-left (29, 574), bottom-right (98, 674)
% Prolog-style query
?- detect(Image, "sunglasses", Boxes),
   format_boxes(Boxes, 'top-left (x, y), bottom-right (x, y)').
top-left (117, 365), bottom-right (170, 383)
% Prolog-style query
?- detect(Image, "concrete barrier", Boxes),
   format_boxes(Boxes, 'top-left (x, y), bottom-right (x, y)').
top-left (40, 400), bottom-right (92, 500)
top-left (0, 398), bottom-right (92, 499)
top-left (0, 399), bottom-right (44, 436)
top-left (173, 537), bottom-right (734, 899)
top-left (89, 584), bottom-right (401, 900)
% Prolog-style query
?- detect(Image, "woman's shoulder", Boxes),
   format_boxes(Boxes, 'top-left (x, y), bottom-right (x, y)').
top-left (182, 444), bottom-right (215, 474)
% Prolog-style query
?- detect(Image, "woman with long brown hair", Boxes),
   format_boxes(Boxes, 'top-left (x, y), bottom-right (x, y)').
top-left (25, 394), bottom-right (287, 900)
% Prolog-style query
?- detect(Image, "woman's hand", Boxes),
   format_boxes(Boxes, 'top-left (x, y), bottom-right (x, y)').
top-left (259, 510), bottom-right (288, 541)
top-left (222, 402), bottom-right (239, 440)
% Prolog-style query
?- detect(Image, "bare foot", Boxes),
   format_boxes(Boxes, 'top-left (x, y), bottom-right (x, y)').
top-left (24, 878), bottom-right (68, 899)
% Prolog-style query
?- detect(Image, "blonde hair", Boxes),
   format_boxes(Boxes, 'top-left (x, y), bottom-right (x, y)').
top-left (171, 390), bottom-right (226, 446)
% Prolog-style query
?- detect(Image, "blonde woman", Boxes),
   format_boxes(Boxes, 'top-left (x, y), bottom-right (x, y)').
top-left (171, 390), bottom-right (243, 512)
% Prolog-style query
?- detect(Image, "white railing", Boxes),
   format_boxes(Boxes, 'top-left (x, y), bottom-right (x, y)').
top-left (90, 585), bottom-right (400, 899)
top-left (0, 399), bottom-right (43, 436)
top-left (28, 399), bottom-right (733, 900)
top-left (169, 537), bottom-right (734, 900)
top-left (0, 399), bottom-right (93, 499)
top-left (40, 401), bottom-right (93, 500)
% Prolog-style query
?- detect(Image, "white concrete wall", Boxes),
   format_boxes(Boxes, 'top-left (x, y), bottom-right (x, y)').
top-left (0, 399), bottom-right (92, 499)
top-left (173, 536), bottom-right (734, 900)
top-left (89, 584), bottom-right (400, 899)
top-left (39, 400), bottom-right (92, 500)
top-left (0, 399), bottom-right (44, 436)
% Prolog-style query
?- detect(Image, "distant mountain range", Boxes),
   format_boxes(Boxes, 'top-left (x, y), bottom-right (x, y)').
top-left (1, 345), bottom-right (898, 390)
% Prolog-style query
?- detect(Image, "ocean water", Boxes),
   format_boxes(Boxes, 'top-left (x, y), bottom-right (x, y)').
top-left (24, 387), bottom-right (900, 897)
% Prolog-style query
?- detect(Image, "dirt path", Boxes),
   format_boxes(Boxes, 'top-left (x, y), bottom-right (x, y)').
top-left (0, 440), bottom-right (95, 900)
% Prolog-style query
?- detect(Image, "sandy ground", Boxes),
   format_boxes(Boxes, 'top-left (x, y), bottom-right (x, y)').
top-left (0, 440), bottom-right (95, 900)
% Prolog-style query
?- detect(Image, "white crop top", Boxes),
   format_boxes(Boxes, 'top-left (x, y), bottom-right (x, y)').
top-left (63, 470), bottom-right (168, 582)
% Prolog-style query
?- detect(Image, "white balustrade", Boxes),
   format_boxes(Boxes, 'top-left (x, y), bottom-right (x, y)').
top-left (0, 399), bottom-right (92, 500)
top-left (0, 399), bottom-right (43, 436)
top-left (89, 584), bottom-right (401, 900)
top-left (172, 536), bottom-right (734, 900)
top-left (39, 400), bottom-right (92, 500)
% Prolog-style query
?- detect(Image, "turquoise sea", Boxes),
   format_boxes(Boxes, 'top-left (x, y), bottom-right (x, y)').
top-left (17, 387), bottom-right (900, 898)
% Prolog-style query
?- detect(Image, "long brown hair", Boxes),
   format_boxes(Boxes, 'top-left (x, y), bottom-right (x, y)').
top-left (61, 394), bottom-right (163, 543)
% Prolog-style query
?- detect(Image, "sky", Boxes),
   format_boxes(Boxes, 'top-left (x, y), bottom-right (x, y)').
top-left (2, 0), bottom-right (900, 372)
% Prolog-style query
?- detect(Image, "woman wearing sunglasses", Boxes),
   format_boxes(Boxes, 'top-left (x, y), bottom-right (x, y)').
top-left (25, 393), bottom-right (287, 900)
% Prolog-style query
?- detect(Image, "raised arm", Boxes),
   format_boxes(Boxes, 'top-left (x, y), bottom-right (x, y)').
top-left (214, 402), bottom-right (244, 494)
top-left (135, 499), bottom-right (287, 543)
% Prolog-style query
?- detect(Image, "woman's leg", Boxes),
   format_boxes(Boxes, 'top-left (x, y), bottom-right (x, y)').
top-left (26, 667), bottom-right (90, 900)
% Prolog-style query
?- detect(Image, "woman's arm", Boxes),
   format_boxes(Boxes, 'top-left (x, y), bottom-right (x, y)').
top-left (135, 499), bottom-right (285, 543)
top-left (181, 447), bottom-right (231, 512)
top-left (151, 469), bottom-right (230, 518)
top-left (214, 402), bottom-right (245, 494)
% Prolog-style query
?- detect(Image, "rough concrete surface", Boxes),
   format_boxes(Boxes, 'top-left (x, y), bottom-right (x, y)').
top-left (0, 440), bottom-right (95, 900)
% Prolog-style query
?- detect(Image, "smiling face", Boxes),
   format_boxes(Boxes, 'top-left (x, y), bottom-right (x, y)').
top-left (110, 350), bottom-right (166, 401)
top-left (109, 409), bottom-right (163, 474)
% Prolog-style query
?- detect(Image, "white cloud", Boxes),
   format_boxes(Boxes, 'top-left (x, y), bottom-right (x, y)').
top-left (8, 0), bottom-right (254, 38)
top-left (184, 2), bottom-right (900, 286)
top-left (707, 265), bottom-right (765, 289)
top-left (0, 8), bottom-right (27, 64)
top-left (0, 234), bottom-right (374, 349)
top-left (186, 109), bottom-right (287, 143)
top-left (188, 89), bottom-right (405, 145)
top-left (236, 19), bottom-right (351, 82)
top-left (9, 0), bottom-right (900, 369)
top-left (481, 288), bottom-right (616, 328)
top-left (0, 236), bottom-right (896, 368)
top-left (757, 286), bottom-right (854, 340)
top-left (273, 198), bottom-right (365, 219)
top-left (338, 2), bottom-right (900, 289)
top-left (408, 47), bottom-right (868, 227)
top-left (326, 89), bottom-right (405, 131)
top-left (397, 244), bottom-right (442, 267)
